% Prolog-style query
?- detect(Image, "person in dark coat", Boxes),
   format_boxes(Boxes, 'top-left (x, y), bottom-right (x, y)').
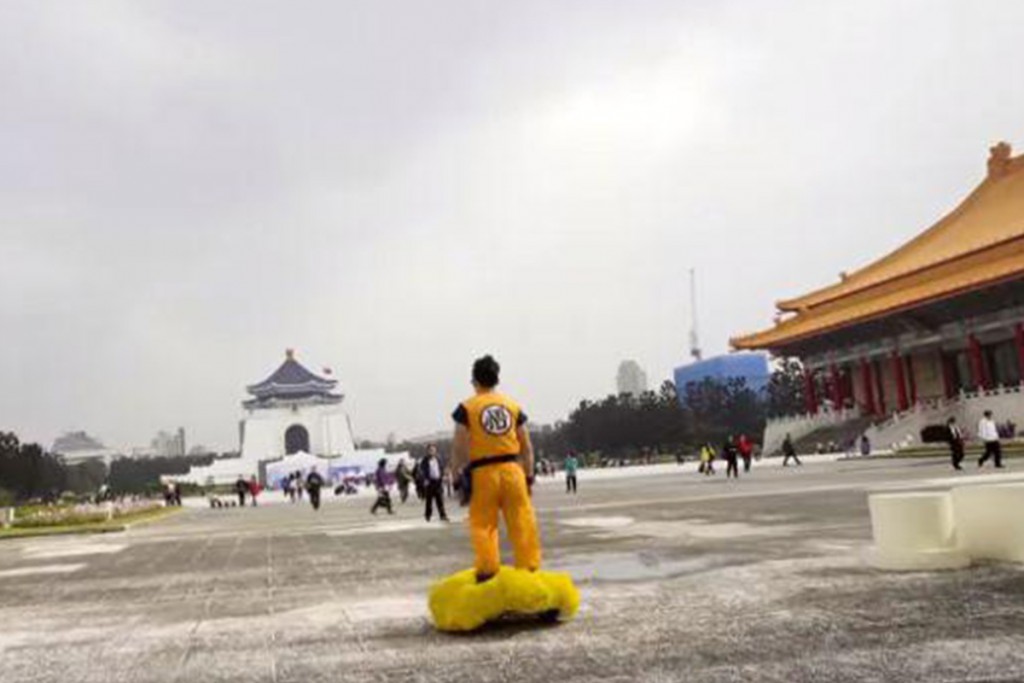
top-left (234, 475), bottom-right (248, 507)
top-left (412, 459), bottom-right (426, 500)
top-left (395, 458), bottom-right (413, 503)
top-left (305, 467), bottom-right (325, 511)
top-left (722, 437), bottom-right (739, 479)
top-left (946, 416), bottom-right (965, 470)
top-left (422, 445), bottom-right (449, 522)
top-left (781, 433), bottom-right (801, 467)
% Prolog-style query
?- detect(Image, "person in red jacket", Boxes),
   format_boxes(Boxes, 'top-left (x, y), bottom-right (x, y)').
top-left (247, 476), bottom-right (261, 507)
top-left (736, 434), bottom-right (754, 473)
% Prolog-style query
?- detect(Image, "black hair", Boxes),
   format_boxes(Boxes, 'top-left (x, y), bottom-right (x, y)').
top-left (472, 355), bottom-right (500, 388)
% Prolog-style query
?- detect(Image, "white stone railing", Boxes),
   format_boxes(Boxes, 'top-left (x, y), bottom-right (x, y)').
top-left (763, 407), bottom-right (861, 455)
top-left (866, 382), bottom-right (1024, 451)
top-left (766, 406), bottom-right (860, 430)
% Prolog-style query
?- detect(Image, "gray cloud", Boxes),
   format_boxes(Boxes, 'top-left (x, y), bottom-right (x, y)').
top-left (3, 0), bottom-right (1024, 450)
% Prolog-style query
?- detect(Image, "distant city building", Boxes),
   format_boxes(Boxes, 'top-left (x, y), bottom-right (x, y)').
top-left (51, 431), bottom-right (116, 465)
top-left (673, 353), bottom-right (771, 402)
top-left (150, 428), bottom-right (186, 458)
top-left (616, 360), bottom-right (648, 397)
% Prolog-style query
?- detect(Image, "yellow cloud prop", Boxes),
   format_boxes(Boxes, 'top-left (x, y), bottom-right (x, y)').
top-left (428, 566), bottom-right (580, 632)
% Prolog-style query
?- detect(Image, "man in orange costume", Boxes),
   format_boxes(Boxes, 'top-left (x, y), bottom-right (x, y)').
top-left (450, 355), bottom-right (540, 582)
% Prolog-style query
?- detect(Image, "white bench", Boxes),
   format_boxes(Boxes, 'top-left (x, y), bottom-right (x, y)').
top-left (951, 482), bottom-right (1024, 563)
top-left (866, 491), bottom-right (969, 570)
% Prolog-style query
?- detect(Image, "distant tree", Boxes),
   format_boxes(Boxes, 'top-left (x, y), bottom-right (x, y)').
top-left (0, 431), bottom-right (68, 501)
top-left (682, 377), bottom-right (765, 446)
top-left (765, 358), bottom-right (806, 418)
top-left (557, 380), bottom-right (691, 458)
top-left (107, 454), bottom-right (215, 494)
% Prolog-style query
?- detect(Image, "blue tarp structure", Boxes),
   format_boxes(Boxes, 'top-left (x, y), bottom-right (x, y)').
top-left (673, 353), bottom-right (770, 402)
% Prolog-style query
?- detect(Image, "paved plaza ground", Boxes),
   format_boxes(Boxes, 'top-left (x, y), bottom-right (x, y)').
top-left (2, 457), bottom-right (1024, 682)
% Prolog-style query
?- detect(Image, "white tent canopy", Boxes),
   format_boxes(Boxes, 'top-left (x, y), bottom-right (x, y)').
top-left (264, 449), bottom-right (411, 490)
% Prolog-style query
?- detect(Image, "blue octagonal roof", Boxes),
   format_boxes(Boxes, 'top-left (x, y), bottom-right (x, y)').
top-left (247, 350), bottom-right (338, 400)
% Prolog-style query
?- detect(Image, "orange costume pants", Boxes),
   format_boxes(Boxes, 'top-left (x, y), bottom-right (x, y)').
top-left (469, 461), bottom-right (541, 576)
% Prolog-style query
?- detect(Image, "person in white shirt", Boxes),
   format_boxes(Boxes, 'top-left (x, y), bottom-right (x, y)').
top-left (977, 410), bottom-right (1004, 468)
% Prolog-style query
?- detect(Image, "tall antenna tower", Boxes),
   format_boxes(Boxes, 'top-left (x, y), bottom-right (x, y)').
top-left (688, 268), bottom-right (702, 362)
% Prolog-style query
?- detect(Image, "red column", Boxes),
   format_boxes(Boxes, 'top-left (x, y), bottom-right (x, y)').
top-left (905, 354), bottom-right (917, 406)
top-left (1015, 324), bottom-right (1024, 384)
top-left (861, 358), bottom-right (876, 415)
top-left (873, 360), bottom-right (887, 414)
top-left (830, 364), bottom-right (842, 408)
top-left (803, 368), bottom-right (818, 415)
top-left (940, 351), bottom-right (956, 398)
top-left (968, 334), bottom-right (989, 390)
top-left (892, 351), bottom-right (908, 412)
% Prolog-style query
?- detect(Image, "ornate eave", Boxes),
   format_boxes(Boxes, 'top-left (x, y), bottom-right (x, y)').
top-left (242, 393), bottom-right (345, 410)
top-left (732, 140), bottom-right (1024, 353)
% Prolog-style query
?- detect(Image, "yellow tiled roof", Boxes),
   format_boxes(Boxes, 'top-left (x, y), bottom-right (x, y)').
top-left (732, 143), bottom-right (1024, 351)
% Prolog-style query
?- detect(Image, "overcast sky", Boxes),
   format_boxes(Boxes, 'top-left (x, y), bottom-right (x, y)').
top-left (3, 1), bottom-right (1024, 451)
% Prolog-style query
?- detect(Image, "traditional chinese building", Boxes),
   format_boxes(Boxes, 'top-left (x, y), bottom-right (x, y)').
top-left (179, 349), bottom-right (358, 485)
top-left (732, 141), bottom-right (1024, 452)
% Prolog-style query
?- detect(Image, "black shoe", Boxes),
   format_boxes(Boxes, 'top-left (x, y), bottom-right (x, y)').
top-left (954, 465), bottom-right (963, 470)
top-left (441, 516), bottom-right (450, 522)
top-left (996, 464), bottom-right (1006, 469)
top-left (476, 572), bottom-right (494, 584)
top-left (538, 608), bottom-right (560, 623)
top-left (978, 459), bottom-right (984, 467)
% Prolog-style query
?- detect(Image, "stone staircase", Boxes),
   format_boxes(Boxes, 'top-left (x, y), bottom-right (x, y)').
top-left (792, 416), bottom-right (875, 454)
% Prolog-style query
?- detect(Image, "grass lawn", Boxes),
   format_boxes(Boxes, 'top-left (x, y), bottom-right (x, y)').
top-left (0, 505), bottom-right (181, 540)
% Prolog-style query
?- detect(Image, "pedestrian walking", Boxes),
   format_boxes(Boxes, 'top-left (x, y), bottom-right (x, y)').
top-left (699, 443), bottom-right (715, 475)
top-left (859, 434), bottom-right (871, 457)
top-left (781, 433), bottom-right (801, 467)
top-left (247, 476), bottom-right (261, 507)
top-left (306, 467), bottom-right (325, 511)
top-left (737, 434), bottom-right (753, 473)
top-left (723, 437), bottom-right (739, 479)
top-left (370, 459), bottom-right (394, 515)
top-left (395, 458), bottom-right (412, 503)
top-left (978, 409), bottom-right (1005, 468)
top-left (422, 445), bottom-right (449, 521)
top-left (412, 459), bottom-right (426, 501)
top-left (564, 452), bottom-right (579, 494)
top-left (946, 416), bottom-right (965, 470)
top-left (234, 475), bottom-right (248, 507)
top-left (294, 470), bottom-right (304, 500)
